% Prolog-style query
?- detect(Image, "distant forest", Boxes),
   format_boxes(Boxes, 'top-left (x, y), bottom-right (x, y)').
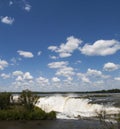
top-left (2, 88), bottom-right (120, 94)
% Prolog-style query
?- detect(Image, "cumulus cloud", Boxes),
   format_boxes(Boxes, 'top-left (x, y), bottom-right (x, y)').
top-left (17, 50), bottom-right (34, 58)
top-left (103, 62), bottom-right (120, 71)
top-left (114, 77), bottom-right (120, 81)
top-left (36, 76), bottom-right (49, 86)
top-left (56, 66), bottom-right (75, 78)
top-left (13, 71), bottom-right (33, 82)
top-left (87, 68), bottom-right (103, 77)
top-left (48, 61), bottom-right (75, 79)
top-left (48, 36), bottom-right (82, 58)
top-left (0, 59), bottom-right (8, 70)
top-left (52, 77), bottom-right (60, 83)
top-left (77, 73), bottom-right (91, 83)
top-left (0, 16), bottom-right (14, 25)
top-left (13, 71), bottom-right (23, 76)
top-left (11, 70), bottom-right (34, 91)
top-left (77, 68), bottom-right (110, 85)
top-left (37, 51), bottom-right (42, 56)
top-left (16, 76), bottom-right (23, 81)
top-left (48, 46), bottom-right (58, 51)
top-left (23, 72), bottom-right (33, 80)
top-left (80, 39), bottom-right (120, 56)
top-left (87, 68), bottom-right (109, 79)
top-left (49, 55), bottom-right (58, 60)
top-left (1, 73), bottom-right (10, 79)
top-left (24, 3), bottom-right (31, 12)
top-left (48, 61), bottom-right (68, 69)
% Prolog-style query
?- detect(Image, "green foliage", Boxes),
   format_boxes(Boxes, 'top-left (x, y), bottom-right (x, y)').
top-left (0, 107), bottom-right (56, 120)
top-left (0, 90), bottom-right (56, 120)
top-left (18, 90), bottom-right (39, 111)
top-left (46, 111), bottom-right (56, 119)
top-left (0, 92), bottom-right (11, 110)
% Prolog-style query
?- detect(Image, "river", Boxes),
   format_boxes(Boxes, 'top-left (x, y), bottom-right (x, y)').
top-left (0, 93), bottom-right (120, 129)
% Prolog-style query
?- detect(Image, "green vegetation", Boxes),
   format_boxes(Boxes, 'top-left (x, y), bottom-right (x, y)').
top-left (18, 90), bottom-right (39, 111)
top-left (0, 92), bottom-right (11, 110)
top-left (0, 90), bottom-right (56, 120)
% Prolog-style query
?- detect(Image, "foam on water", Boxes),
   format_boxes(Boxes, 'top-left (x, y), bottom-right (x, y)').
top-left (35, 94), bottom-right (120, 119)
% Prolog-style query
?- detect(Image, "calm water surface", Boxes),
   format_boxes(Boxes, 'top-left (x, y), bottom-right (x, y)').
top-left (0, 120), bottom-right (106, 129)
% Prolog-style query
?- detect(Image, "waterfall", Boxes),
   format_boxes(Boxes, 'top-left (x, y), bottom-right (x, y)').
top-left (35, 94), bottom-right (120, 119)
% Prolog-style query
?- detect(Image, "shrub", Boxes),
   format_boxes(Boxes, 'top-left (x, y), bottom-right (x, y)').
top-left (0, 92), bottom-right (11, 110)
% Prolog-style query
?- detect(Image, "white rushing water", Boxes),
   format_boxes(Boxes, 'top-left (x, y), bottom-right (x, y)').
top-left (35, 94), bottom-right (120, 119)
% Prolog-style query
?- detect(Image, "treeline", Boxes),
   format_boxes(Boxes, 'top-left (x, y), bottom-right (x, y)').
top-left (34, 89), bottom-right (120, 94)
top-left (6, 88), bottom-right (120, 95)
top-left (90, 89), bottom-right (120, 93)
top-left (0, 90), bottom-right (56, 120)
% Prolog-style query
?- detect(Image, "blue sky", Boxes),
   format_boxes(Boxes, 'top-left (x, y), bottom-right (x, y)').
top-left (0, 0), bottom-right (120, 91)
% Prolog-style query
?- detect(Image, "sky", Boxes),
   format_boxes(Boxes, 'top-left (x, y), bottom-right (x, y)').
top-left (0, 0), bottom-right (120, 92)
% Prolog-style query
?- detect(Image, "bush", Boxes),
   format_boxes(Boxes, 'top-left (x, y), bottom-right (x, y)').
top-left (0, 106), bottom-right (56, 120)
top-left (0, 91), bottom-right (56, 120)
top-left (0, 92), bottom-right (11, 110)
top-left (47, 111), bottom-right (56, 119)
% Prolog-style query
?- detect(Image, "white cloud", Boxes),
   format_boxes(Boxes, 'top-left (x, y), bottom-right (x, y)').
top-left (48, 61), bottom-right (68, 69)
top-left (48, 46), bottom-right (58, 51)
top-left (86, 68), bottom-right (110, 79)
top-left (13, 71), bottom-right (33, 81)
top-left (80, 39), bottom-right (120, 56)
top-left (52, 77), bottom-right (60, 83)
top-left (56, 66), bottom-right (75, 77)
top-left (87, 68), bottom-right (103, 77)
top-left (77, 73), bottom-right (91, 83)
top-left (49, 55), bottom-right (58, 60)
top-left (1, 16), bottom-right (14, 25)
top-left (81, 76), bottom-right (91, 83)
top-left (48, 36), bottom-right (82, 58)
top-left (12, 71), bottom-right (34, 91)
top-left (0, 59), bottom-right (8, 70)
top-left (75, 60), bottom-right (82, 64)
top-left (114, 77), bottom-right (120, 81)
top-left (13, 71), bottom-right (23, 76)
top-left (9, 1), bottom-right (13, 6)
top-left (17, 50), bottom-right (34, 58)
top-left (48, 61), bottom-right (75, 79)
top-left (67, 77), bottom-right (73, 81)
top-left (24, 3), bottom-right (31, 12)
top-left (10, 57), bottom-right (21, 65)
top-left (59, 52), bottom-right (71, 58)
top-left (36, 77), bottom-right (49, 86)
top-left (9, 0), bottom-right (31, 12)
top-left (63, 77), bottom-right (73, 84)
top-left (23, 72), bottom-right (33, 80)
top-left (103, 62), bottom-right (119, 71)
top-left (1, 73), bottom-right (10, 79)
top-left (16, 76), bottom-right (23, 81)
top-left (37, 51), bottom-right (42, 56)
top-left (11, 58), bottom-right (17, 65)
top-left (77, 68), bottom-right (110, 85)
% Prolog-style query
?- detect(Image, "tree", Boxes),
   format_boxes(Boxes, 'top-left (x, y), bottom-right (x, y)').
top-left (19, 90), bottom-right (39, 111)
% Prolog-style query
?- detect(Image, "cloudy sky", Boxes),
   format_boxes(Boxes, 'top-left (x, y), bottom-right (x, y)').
top-left (0, 0), bottom-right (120, 92)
